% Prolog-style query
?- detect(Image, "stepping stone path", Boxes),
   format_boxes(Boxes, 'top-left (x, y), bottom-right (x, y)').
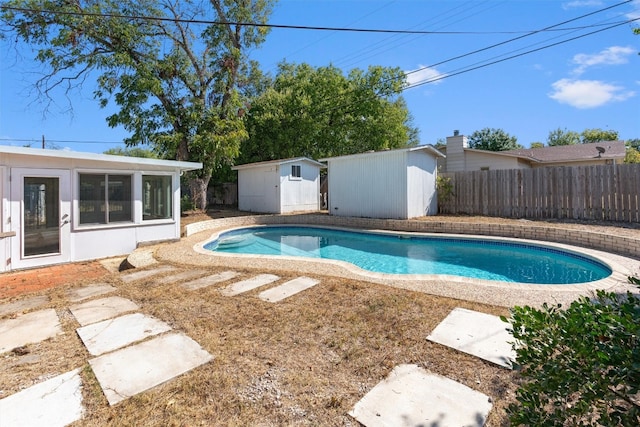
top-left (0, 369), bottom-right (84, 427)
top-left (220, 273), bottom-right (280, 296)
top-left (0, 294), bottom-right (49, 317)
top-left (349, 364), bottom-right (493, 427)
top-left (427, 307), bottom-right (515, 369)
top-left (0, 308), bottom-right (62, 354)
top-left (258, 277), bottom-right (319, 303)
top-left (182, 270), bottom-right (239, 291)
top-left (150, 269), bottom-right (208, 286)
top-left (66, 282), bottom-right (116, 302)
top-left (69, 296), bottom-right (139, 326)
top-left (119, 264), bottom-right (177, 283)
top-left (76, 312), bottom-right (172, 356)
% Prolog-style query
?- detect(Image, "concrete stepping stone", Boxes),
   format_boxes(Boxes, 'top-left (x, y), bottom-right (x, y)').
top-left (349, 364), bottom-right (492, 427)
top-left (0, 295), bottom-right (49, 317)
top-left (151, 269), bottom-right (207, 286)
top-left (427, 307), bottom-right (515, 369)
top-left (220, 274), bottom-right (280, 296)
top-left (0, 309), bottom-right (61, 354)
top-left (0, 368), bottom-right (83, 427)
top-left (76, 313), bottom-right (172, 356)
top-left (69, 296), bottom-right (139, 326)
top-left (119, 265), bottom-right (177, 283)
top-left (88, 332), bottom-right (213, 405)
top-left (66, 283), bottom-right (116, 302)
top-left (258, 277), bottom-right (320, 303)
top-left (182, 271), bottom-right (240, 291)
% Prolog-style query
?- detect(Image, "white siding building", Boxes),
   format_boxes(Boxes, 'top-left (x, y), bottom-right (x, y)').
top-left (0, 146), bottom-right (201, 272)
top-left (321, 146), bottom-right (444, 219)
top-left (232, 157), bottom-right (325, 214)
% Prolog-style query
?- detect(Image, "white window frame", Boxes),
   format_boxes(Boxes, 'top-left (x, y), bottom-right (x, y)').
top-left (290, 164), bottom-right (302, 180)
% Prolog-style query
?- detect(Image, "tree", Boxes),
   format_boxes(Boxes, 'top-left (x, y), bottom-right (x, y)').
top-left (504, 280), bottom-right (640, 426)
top-left (240, 62), bottom-right (419, 163)
top-left (104, 147), bottom-right (158, 158)
top-left (1, 0), bottom-right (275, 210)
top-left (529, 142), bottom-right (544, 149)
top-left (581, 128), bottom-right (619, 144)
top-left (547, 127), bottom-right (580, 146)
top-left (467, 128), bottom-right (521, 151)
top-left (624, 139), bottom-right (640, 164)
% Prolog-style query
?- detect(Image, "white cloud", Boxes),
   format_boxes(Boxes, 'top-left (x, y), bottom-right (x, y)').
top-left (627, 0), bottom-right (640, 19)
top-left (549, 79), bottom-right (636, 108)
top-left (572, 46), bottom-right (636, 75)
top-left (404, 66), bottom-right (447, 87)
top-left (562, 0), bottom-right (603, 10)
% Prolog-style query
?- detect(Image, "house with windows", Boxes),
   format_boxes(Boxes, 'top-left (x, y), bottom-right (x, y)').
top-left (438, 131), bottom-right (626, 172)
top-left (0, 146), bottom-right (201, 272)
top-left (232, 157), bottom-right (325, 214)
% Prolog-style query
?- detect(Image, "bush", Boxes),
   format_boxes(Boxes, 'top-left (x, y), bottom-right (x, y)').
top-left (504, 280), bottom-right (640, 426)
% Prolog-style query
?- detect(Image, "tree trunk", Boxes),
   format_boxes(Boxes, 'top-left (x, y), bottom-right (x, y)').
top-left (189, 175), bottom-right (211, 211)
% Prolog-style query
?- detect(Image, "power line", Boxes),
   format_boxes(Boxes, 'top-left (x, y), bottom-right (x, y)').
top-left (1, 4), bottom-right (634, 36)
top-left (0, 138), bottom-right (125, 144)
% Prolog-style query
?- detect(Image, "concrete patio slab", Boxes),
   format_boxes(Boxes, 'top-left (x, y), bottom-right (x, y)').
top-left (88, 332), bottom-right (213, 405)
top-left (258, 277), bottom-right (320, 303)
top-left (0, 309), bottom-right (61, 354)
top-left (66, 283), bottom-right (116, 302)
top-left (76, 313), bottom-right (173, 356)
top-left (427, 307), bottom-right (515, 369)
top-left (182, 271), bottom-right (240, 291)
top-left (119, 265), bottom-right (177, 283)
top-left (0, 368), bottom-right (83, 427)
top-left (349, 364), bottom-right (492, 427)
top-left (69, 296), bottom-right (139, 326)
top-left (151, 269), bottom-right (207, 286)
top-left (0, 295), bottom-right (49, 317)
top-left (220, 274), bottom-right (280, 296)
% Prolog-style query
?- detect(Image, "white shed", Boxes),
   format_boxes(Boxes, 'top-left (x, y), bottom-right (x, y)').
top-left (0, 146), bottom-right (201, 272)
top-left (320, 146), bottom-right (445, 219)
top-left (232, 157), bottom-right (325, 214)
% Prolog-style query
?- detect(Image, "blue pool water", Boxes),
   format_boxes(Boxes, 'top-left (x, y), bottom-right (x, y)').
top-left (204, 226), bottom-right (612, 284)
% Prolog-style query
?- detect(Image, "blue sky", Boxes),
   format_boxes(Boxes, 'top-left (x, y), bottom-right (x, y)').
top-left (1, 0), bottom-right (639, 154)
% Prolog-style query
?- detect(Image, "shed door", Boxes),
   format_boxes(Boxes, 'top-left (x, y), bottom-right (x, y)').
top-left (11, 169), bottom-right (71, 269)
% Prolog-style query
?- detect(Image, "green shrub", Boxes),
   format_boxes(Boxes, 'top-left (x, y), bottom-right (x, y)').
top-left (504, 280), bottom-right (640, 426)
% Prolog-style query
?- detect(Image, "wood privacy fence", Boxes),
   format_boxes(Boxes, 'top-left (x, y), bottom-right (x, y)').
top-left (438, 164), bottom-right (640, 222)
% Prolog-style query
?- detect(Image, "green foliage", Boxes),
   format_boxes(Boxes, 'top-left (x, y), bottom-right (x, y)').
top-left (2, 0), bottom-right (276, 209)
top-left (624, 147), bottom-right (640, 164)
top-left (436, 174), bottom-right (454, 204)
top-left (547, 127), bottom-right (580, 146)
top-left (530, 142), bottom-right (544, 149)
top-left (505, 284), bottom-right (640, 426)
top-left (581, 128), bottom-right (619, 144)
top-left (240, 62), bottom-right (419, 163)
top-left (103, 147), bottom-right (158, 158)
top-left (467, 127), bottom-right (521, 151)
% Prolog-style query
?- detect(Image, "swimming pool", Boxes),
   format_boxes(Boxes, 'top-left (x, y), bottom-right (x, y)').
top-left (204, 226), bottom-right (612, 285)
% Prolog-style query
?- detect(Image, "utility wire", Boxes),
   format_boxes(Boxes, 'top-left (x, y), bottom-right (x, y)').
top-left (1, 3), bottom-right (634, 35)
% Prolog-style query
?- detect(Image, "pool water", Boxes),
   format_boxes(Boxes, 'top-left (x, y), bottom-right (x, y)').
top-left (204, 226), bottom-right (612, 284)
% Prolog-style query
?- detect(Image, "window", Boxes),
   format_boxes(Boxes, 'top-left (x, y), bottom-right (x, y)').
top-left (291, 165), bottom-right (301, 178)
top-left (79, 174), bottom-right (132, 224)
top-left (143, 175), bottom-right (172, 220)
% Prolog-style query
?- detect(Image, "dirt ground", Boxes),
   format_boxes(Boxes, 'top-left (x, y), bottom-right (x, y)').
top-left (1, 209), bottom-right (638, 426)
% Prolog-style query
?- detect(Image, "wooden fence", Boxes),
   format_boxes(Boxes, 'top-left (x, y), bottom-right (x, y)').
top-left (438, 164), bottom-right (640, 222)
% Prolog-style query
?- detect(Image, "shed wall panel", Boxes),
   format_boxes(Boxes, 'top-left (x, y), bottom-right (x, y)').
top-left (328, 151), bottom-right (408, 219)
top-left (406, 151), bottom-right (438, 217)
top-left (280, 162), bottom-right (320, 213)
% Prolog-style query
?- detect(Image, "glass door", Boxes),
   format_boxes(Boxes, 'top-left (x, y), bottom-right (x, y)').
top-left (11, 169), bottom-right (71, 268)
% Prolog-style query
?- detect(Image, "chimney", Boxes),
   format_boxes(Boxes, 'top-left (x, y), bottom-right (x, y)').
top-left (445, 130), bottom-right (468, 172)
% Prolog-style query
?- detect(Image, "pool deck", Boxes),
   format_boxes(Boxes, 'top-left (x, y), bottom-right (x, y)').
top-left (128, 214), bottom-right (640, 308)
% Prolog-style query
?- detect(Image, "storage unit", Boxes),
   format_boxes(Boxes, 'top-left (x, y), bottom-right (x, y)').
top-left (232, 157), bottom-right (325, 214)
top-left (321, 146), bottom-right (444, 219)
top-left (0, 146), bottom-right (201, 271)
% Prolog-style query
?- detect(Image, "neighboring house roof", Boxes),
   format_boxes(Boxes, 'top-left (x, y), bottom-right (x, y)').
top-left (319, 145), bottom-right (445, 162)
top-left (503, 141), bottom-right (626, 164)
top-left (0, 145), bottom-right (202, 171)
top-left (232, 157), bottom-right (326, 170)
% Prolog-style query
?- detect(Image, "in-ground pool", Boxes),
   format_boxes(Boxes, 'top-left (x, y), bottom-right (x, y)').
top-left (203, 226), bottom-right (612, 284)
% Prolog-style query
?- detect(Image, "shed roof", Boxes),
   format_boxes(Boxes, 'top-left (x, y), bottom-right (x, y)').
top-left (319, 145), bottom-right (445, 162)
top-left (232, 157), bottom-right (325, 170)
top-left (0, 145), bottom-right (202, 170)
top-left (503, 141), bottom-right (626, 163)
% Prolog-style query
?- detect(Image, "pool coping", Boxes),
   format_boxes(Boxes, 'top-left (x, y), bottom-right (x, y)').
top-left (149, 215), bottom-right (640, 308)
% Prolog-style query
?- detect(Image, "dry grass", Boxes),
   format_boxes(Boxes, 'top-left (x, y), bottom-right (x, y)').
top-left (12, 209), bottom-right (616, 425)
top-left (0, 264), bottom-right (518, 426)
